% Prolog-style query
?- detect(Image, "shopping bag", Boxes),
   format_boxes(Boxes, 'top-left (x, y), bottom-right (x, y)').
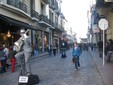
top-left (72, 57), bottom-right (75, 63)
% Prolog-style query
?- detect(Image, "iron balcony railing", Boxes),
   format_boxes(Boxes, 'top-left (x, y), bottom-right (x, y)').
top-left (39, 14), bottom-right (49, 24)
top-left (54, 23), bottom-right (58, 28)
top-left (49, 0), bottom-right (55, 10)
top-left (6, 0), bottom-right (31, 15)
top-left (39, 14), bottom-right (54, 27)
top-left (31, 10), bottom-right (39, 20)
top-left (49, 0), bottom-right (59, 10)
top-left (54, 23), bottom-right (64, 31)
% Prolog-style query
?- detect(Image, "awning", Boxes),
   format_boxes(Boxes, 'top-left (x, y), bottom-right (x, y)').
top-left (0, 14), bottom-right (37, 30)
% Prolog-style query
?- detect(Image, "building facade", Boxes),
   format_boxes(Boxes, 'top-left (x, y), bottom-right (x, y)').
top-left (0, 0), bottom-right (66, 54)
top-left (88, 0), bottom-right (113, 45)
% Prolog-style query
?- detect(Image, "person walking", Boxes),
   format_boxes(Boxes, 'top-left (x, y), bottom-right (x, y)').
top-left (105, 39), bottom-right (113, 62)
top-left (52, 43), bottom-right (57, 56)
top-left (2, 43), bottom-right (10, 69)
top-left (0, 46), bottom-right (7, 73)
top-left (47, 44), bottom-right (52, 56)
top-left (72, 42), bottom-right (82, 71)
top-left (14, 29), bottom-right (32, 75)
top-left (8, 46), bottom-right (16, 73)
top-left (97, 41), bottom-right (103, 57)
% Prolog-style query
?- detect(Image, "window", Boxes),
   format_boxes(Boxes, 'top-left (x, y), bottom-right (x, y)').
top-left (49, 10), bottom-right (53, 22)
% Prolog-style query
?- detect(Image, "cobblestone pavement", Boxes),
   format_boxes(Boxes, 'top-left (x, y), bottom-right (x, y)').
top-left (0, 49), bottom-right (112, 85)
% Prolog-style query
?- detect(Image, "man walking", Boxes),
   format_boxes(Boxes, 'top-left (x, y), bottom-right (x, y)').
top-left (97, 41), bottom-right (103, 57)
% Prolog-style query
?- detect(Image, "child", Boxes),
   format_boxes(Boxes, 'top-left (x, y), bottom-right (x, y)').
top-left (8, 46), bottom-right (16, 73)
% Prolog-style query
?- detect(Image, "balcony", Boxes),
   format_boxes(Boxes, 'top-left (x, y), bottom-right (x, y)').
top-left (49, 4), bottom-right (55, 10)
top-left (42, 0), bottom-right (50, 4)
top-left (0, 0), bottom-right (31, 18)
top-left (7, 0), bottom-right (31, 14)
top-left (54, 23), bottom-right (64, 32)
top-left (59, 24), bottom-right (64, 31)
top-left (55, 9), bottom-right (61, 16)
top-left (19, 3), bottom-right (27, 13)
top-left (39, 14), bottom-right (52, 27)
top-left (54, 0), bottom-right (58, 10)
top-left (54, 23), bottom-right (58, 28)
top-left (31, 10), bottom-right (39, 20)
top-left (49, 0), bottom-right (55, 10)
top-left (39, 14), bottom-right (55, 29)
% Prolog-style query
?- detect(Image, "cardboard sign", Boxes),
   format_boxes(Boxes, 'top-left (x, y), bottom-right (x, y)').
top-left (19, 76), bottom-right (28, 83)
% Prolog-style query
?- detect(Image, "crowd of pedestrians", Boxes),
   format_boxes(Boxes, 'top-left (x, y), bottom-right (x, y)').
top-left (97, 39), bottom-right (113, 62)
top-left (1, 38), bottom-right (113, 74)
top-left (47, 42), bottom-right (58, 57)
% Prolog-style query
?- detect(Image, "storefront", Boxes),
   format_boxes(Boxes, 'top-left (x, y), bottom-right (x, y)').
top-left (0, 14), bottom-right (36, 48)
top-left (37, 30), bottom-right (42, 53)
top-left (35, 29), bottom-right (50, 53)
top-left (44, 32), bottom-right (49, 51)
top-left (0, 21), bottom-right (20, 47)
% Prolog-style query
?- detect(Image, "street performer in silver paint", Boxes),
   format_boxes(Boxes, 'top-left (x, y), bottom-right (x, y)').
top-left (14, 29), bottom-right (32, 75)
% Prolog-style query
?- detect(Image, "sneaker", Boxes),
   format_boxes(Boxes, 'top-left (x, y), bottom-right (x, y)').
top-left (75, 69), bottom-right (77, 71)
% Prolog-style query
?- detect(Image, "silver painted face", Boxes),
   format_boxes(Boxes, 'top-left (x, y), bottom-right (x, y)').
top-left (20, 32), bottom-right (24, 36)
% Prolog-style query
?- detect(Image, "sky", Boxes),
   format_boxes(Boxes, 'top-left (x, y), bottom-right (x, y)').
top-left (61, 0), bottom-right (90, 41)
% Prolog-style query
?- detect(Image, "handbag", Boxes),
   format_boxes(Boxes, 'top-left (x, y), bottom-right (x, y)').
top-left (72, 57), bottom-right (75, 63)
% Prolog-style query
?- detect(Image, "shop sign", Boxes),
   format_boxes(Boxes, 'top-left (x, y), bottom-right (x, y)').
top-left (92, 24), bottom-right (100, 33)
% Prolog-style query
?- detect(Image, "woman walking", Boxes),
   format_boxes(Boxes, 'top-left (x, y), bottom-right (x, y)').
top-left (72, 42), bottom-right (82, 71)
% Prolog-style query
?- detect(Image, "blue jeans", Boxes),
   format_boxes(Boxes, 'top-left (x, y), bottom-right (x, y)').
top-left (48, 50), bottom-right (51, 56)
top-left (74, 57), bottom-right (79, 69)
top-left (1, 59), bottom-right (6, 73)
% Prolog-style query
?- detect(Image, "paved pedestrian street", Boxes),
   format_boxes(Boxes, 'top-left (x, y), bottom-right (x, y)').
top-left (0, 49), bottom-right (113, 85)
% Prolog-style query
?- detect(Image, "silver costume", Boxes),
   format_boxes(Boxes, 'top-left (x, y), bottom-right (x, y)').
top-left (15, 30), bottom-right (32, 74)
